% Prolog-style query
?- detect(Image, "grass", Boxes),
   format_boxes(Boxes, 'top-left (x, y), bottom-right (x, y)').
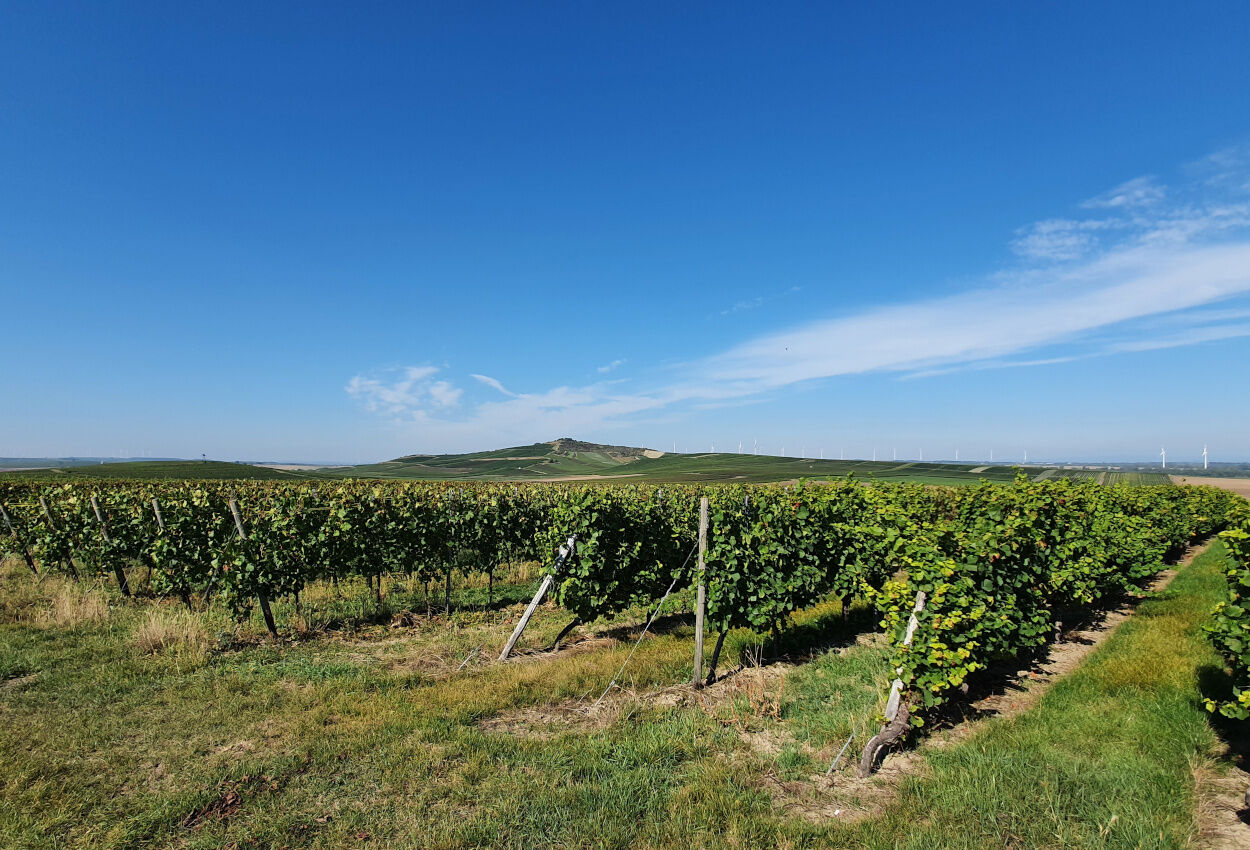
top-left (828, 540), bottom-right (1240, 848)
top-left (0, 543), bottom-right (1240, 848)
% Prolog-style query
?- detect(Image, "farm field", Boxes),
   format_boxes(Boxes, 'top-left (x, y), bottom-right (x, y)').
top-left (1, 476), bottom-right (1247, 849)
top-left (0, 538), bottom-right (1245, 849)
top-left (0, 460), bottom-right (320, 482)
top-left (6, 438), bottom-right (1199, 488)
top-left (1173, 475), bottom-right (1250, 500)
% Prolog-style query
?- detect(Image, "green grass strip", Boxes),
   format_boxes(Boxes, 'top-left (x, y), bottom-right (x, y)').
top-left (825, 540), bottom-right (1235, 849)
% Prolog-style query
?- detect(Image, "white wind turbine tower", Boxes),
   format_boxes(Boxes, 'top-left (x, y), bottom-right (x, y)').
top-left (955, 448), bottom-right (959, 462)
top-left (1160, 446), bottom-right (1167, 469)
top-left (738, 441), bottom-right (743, 454)
top-left (919, 448), bottom-right (924, 461)
top-left (893, 447), bottom-right (897, 461)
top-left (1023, 449), bottom-right (1028, 463)
top-left (872, 448), bottom-right (877, 461)
top-left (753, 438), bottom-right (758, 456)
top-left (1203, 444), bottom-right (1209, 470)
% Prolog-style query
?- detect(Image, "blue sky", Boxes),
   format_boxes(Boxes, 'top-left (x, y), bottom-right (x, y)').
top-left (4, 1), bottom-right (1250, 463)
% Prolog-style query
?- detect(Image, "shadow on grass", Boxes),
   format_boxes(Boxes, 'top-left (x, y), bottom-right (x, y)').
top-left (1199, 662), bottom-right (1250, 766)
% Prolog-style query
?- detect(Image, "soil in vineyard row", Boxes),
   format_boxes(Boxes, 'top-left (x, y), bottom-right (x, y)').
top-left (0, 543), bottom-right (1243, 849)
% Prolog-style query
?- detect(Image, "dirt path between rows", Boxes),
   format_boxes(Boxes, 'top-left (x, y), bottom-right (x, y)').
top-left (768, 538), bottom-right (1217, 826)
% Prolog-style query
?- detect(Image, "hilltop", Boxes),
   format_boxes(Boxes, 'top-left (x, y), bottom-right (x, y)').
top-left (319, 438), bottom-right (1098, 485)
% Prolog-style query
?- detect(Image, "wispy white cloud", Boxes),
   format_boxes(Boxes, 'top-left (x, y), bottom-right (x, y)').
top-left (344, 365), bottom-right (440, 414)
top-left (347, 365), bottom-right (464, 416)
top-left (721, 297), bottom-right (764, 315)
top-left (347, 147), bottom-right (1250, 450)
top-left (1104, 322), bottom-right (1250, 354)
top-left (1010, 217), bottom-right (1119, 261)
top-left (427, 381), bottom-right (462, 408)
top-left (470, 373), bottom-right (517, 396)
top-left (1080, 175), bottom-right (1165, 209)
top-left (597, 359), bottom-right (627, 374)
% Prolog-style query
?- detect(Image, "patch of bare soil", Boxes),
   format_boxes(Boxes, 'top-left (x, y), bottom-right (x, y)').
top-left (1196, 758), bottom-right (1250, 849)
top-left (502, 634), bottom-right (619, 662)
top-left (0, 673), bottom-right (37, 693)
top-left (1173, 476), bottom-right (1250, 500)
top-left (478, 705), bottom-right (598, 739)
top-left (762, 539), bottom-right (1214, 825)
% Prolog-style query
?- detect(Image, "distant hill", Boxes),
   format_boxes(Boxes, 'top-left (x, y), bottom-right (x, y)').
top-left (320, 438), bottom-right (1076, 485)
top-left (0, 457), bottom-right (183, 470)
top-left (1, 460), bottom-right (319, 481)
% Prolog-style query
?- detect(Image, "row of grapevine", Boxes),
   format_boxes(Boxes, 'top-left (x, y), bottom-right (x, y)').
top-left (858, 479), bottom-right (1239, 771)
top-left (0, 480), bottom-right (558, 634)
top-left (1, 477), bottom-right (1241, 701)
top-left (1206, 501), bottom-right (1250, 718)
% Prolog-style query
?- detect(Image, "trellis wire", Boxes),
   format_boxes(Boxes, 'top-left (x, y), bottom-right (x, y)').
top-left (592, 540), bottom-right (699, 708)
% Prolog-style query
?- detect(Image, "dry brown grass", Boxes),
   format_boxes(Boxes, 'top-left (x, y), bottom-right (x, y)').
top-left (0, 557), bottom-right (111, 627)
top-left (41, 585), bottom-right (110, 628)
top-left (132, 607), bottom-right (209, 656)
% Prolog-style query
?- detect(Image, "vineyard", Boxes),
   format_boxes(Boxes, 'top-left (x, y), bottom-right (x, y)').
top-left (1, 475), bottom-right (1241, 776)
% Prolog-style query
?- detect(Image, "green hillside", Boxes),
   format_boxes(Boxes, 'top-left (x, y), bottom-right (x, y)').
top-left (1, 460), bottom-right (316, 481)
top-left (320, 438), bottom-right (1049, 485)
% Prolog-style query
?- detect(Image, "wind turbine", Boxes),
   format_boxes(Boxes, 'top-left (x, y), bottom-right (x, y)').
top-left (955, 448), bottom-right (959, 462)
top-left (1023, 449), bottom-right (1028, 463)
top-left (919, 448), bottom-right (924, 462)
top-left (989, 448), bottom-right (993, 462)
top-left (1160, 446), bottom-right (1167, 469)
top-left (753, 438), bottom-right (758, 456)
top-left (1203, 444), bottom-right (1209, 470)
top-left (872, 448), bottom-right (877, 461)
top-left (738, 441), bottom-right (743, 454)
top-left (840, 447), bottom-right (844, 461)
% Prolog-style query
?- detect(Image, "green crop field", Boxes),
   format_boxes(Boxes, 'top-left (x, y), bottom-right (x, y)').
top-left (320, 439), bottom-right (1039, 485)
top-left (0, 476), bottom-right (1246, 849)
top-left (0, 460), bottom-right (319, 481)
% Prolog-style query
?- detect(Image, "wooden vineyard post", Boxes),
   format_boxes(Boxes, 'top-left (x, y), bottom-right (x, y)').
top-left (499, 534), bottom-right (576, 661)
top-left (857, 590), bottom-right (926, 777)
top-left (692, 496), bottom-right (708, 687)
top-left (229, 497), bottom-right (278, 637)
top-left (0, 503), bottom-right (38, 575)
top-left (90, 494), bottom-right (131, 597)
top-left (151, 498), bottom-right (165, 531)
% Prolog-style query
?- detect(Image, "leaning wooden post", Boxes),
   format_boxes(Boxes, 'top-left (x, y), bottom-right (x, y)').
top-left (0, 503), bottom-right (38, 575)
top-left (856, 589), bottom-right (926, 777)
top-left (145, 497), bottom-right (166, 593)
top-left (229, 497), bottom-right (278, 637)
top-left (90, 494), bottom-right (131, 597)
top-left (692, 496), bottom-right (709, 687)
top-left (499, 534), bottom-right (576, 661)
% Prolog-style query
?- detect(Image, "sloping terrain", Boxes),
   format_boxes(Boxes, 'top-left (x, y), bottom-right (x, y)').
top-left (0, 461), bottom-right (314, 481)
top-left (321, 439), bottom-right (1043, 484)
